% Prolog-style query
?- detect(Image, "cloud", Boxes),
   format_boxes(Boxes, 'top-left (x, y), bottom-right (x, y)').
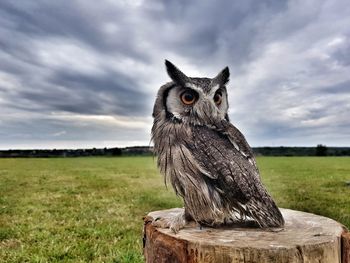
top-left (52, 130), bottom-right (66, 137)
top-left (0, 0), bottom-right (349, 149)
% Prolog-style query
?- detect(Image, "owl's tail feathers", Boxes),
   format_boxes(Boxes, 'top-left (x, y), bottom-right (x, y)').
top-left (245, 197), bottom-right (285, 228)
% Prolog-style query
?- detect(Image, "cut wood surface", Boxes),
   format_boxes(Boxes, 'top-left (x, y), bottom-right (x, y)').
top-left (143, 208), bottom-right (349, 263)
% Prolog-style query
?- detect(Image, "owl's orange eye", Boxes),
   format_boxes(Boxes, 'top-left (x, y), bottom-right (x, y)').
top-left (214, 90), bottom-right (222, 105)
top-left (180, 90), bottom-right (197, 105)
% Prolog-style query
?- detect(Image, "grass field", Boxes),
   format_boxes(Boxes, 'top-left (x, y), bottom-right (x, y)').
top-left (0, 157), bottom-right (349, 262)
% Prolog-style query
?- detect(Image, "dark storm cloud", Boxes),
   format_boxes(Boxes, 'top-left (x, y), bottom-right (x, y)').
top-left (0, 1), bottom-right (149, 61)
top-left (0, 1), bottom-right (150, 118)
top-left (0, 65), bottom-right (148, 116)
top-left (47, 70), bottom-right (148, 115)
top-left (144, 0), bottom-right (289, 66)
top-left (0, 0), bottom-right (349, 148)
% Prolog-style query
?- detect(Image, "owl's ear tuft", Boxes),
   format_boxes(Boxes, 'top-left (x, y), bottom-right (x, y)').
top-left (165, 60), bottom-right (189, 86)
top-left (213, 66), bottom-right (230, 86)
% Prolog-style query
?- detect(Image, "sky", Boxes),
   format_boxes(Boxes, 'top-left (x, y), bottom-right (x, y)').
top-left (0, 0), bottom-right (349, 149)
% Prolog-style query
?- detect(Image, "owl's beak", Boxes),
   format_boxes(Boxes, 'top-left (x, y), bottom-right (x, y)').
top-left (195, 97), bottom-right (219, 124)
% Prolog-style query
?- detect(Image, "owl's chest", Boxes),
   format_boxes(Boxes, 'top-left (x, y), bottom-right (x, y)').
top-left (192, 125), bottom-right (229, 150)
top-left (157, 122), bottom-right (229, 151)
top-left (154, 121), bottom-right (191, 147)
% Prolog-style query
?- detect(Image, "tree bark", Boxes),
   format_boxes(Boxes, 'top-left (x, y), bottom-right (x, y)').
top-left (343, 231), bottom-right (350, 263)
top-left (143, 208), bottom-right (349, 263)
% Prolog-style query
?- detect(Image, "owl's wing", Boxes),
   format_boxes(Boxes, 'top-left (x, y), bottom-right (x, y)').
top-left (188, 124), bottom-right (260, 203)
top-left (215, 120), bottom-right (258, 170)
top-left (187, 124), bottom-right (284, 227)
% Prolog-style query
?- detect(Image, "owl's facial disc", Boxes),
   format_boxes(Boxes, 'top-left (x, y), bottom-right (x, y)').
top-left (165, 84), bottom-right (228, 124)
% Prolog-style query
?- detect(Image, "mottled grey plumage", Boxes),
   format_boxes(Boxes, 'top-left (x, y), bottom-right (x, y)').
top-left (151, 60), bottom-right (284, 232)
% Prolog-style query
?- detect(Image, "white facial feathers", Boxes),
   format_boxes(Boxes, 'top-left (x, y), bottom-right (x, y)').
top-left (165, 84), bottom-right (228, 123)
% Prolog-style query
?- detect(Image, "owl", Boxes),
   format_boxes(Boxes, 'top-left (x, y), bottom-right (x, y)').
top-left (151, 60), bottom-right (284, 233)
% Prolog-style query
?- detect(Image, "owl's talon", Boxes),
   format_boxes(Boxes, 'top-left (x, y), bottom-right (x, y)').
top-left (151, 217), bottom-right (170, 228)
top-left (152, 211), bottom-right (186, 234)
top-left (170, 225), bottom-right (180, 234)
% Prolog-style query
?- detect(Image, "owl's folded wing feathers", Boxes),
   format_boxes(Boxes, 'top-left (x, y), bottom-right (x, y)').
top-left (186, 124), bottom-right (284, 227)
top-left (188, 124), bottom-right (261, 203)
top-left (215, 120), bottom-right (258, 170)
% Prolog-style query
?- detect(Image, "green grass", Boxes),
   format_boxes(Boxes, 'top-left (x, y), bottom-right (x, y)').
top-left (0, 157), bottom-right (349, 262)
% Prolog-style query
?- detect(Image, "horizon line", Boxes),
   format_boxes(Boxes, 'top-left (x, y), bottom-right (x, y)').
top-left (1, 145), bottom-right (349, 151)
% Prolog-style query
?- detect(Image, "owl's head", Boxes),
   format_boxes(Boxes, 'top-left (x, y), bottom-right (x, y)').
top-left (153, 60), bottom-right (230, 125)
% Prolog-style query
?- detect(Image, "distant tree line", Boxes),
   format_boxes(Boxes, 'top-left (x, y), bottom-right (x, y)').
top-left (0, 145), bottom-right (349, 158)
top-left (0, 147), bottom-right (123, 158)
top-left (252, 145), bottom-right (350, 156)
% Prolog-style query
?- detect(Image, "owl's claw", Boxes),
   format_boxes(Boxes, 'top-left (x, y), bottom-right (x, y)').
top-left (170, 224), bottom-right (181, 234)
top-left (152, 217), bottom-right (170, 228)
top-left (151, 211), bottom-right (186, 234)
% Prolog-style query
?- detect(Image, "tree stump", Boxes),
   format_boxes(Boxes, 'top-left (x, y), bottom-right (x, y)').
top-left (143, 208), bottom-right (349, 263)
